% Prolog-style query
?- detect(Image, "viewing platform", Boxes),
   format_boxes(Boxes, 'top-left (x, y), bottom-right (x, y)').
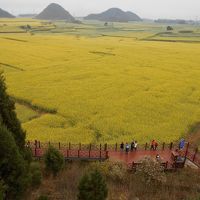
top-left (28, 141), bottom-right (200, 171)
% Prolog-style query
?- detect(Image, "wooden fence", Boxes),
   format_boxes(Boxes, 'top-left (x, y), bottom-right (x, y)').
top-left (28, 140), bottom-right (200, 168)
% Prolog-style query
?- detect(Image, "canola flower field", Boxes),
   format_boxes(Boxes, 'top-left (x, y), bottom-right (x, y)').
top-left (1, 19), bottom-right (200, 143)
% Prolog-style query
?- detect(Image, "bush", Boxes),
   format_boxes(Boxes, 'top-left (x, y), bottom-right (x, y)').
top-left (37, 195), bottom-right (48, 200)
top-left (44, 146), bottom-right (64, 176)
top-left (77, 169), bottom-right (108, 200)
top-left (167, 26), bottom-right (173, 31)
top-left (90, 161), bottom-right (127, 182)
top-left (30, 162), bottom-right (42, 187)
top-left (135, 156), bottom-right (166, 185)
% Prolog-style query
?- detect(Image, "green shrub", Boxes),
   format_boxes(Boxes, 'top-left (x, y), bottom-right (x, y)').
top-left (0, 180), bottom-right (6, 200)
top-left (77, 169), bottom-right (108, 200)
top-left (90, 161), bottom-right (127, 182)
top-left (30, 162), bottom-right (42, 187)
top-left (44, 146), bottom-right (64, 176)
top-left (37, 195), bottom-right (48, 200)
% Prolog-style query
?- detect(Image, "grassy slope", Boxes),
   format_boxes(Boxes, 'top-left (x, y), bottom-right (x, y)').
top-left (1, 19), bottom-right (200, 143)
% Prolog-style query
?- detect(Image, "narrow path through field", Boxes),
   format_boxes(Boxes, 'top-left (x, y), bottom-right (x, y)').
top-left (0, 62), bottom-right (25, 71)
top-left (13, 96), bottom-right (57, 122)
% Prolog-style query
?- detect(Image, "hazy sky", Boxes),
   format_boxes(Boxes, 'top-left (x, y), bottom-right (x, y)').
top-left (1, 0), bottom-right (200, 20)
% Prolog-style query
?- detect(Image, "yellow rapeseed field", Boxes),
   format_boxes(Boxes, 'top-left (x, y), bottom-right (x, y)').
top-left (1, 19), bottom-right (200, 144)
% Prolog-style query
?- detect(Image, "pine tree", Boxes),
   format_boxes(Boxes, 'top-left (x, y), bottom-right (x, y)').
top-left (0, 73), bottom-right (25, 149)
top-left (77, 169), bottom-right (108, 200)
top-left (44, 146), bottom-right (64, 176)
top-left (0, 125), bottom-right (30, 199)
top-left (0, 73), bottom-right (31, 199)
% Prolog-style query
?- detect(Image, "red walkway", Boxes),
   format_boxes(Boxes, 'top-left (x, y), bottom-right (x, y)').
top-left (108, 150), bottom-right (172, 165)
top-left (29, 141), bottom-right (200, 169)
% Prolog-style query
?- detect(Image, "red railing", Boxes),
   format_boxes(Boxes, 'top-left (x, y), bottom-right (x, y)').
top-left (31, 145), bottom-right (108, 160)
top-left (29, 141), bottom-right (183, 152)
top-left (186, 147), bottom-right (200, 167)
top-left (28, 141), bottom-right (199, 168)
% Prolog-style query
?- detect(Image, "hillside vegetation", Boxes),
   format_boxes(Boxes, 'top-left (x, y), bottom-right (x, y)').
top-left (0, 19), bottom-right (200, 143)
top-left (35, 3), bottom-right (75, 21)
top-left (0, 8), bottom-right (15, 18)
top-left (84, 8), bottom-right (141, 22)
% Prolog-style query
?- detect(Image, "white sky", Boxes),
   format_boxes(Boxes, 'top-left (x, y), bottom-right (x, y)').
top-left (1, 0), bottom-right (200, 20)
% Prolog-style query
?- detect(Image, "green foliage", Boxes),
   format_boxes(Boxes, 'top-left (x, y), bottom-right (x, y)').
top-left (167, 26), bottom-right (173, 31)
top-left (44, 146), bottom-right (64, 176)
top-left (0, 125), bottom-right (30, 199)
top-left (77, 169), bottom-right (108, 200)
top-left (90, 161), bottom-right (127, 182)
top-left (37, 195), bottom-right (48, 200)
top-left (0, 180), bottom-right (6, 200)
top-left (30, 162), bottom-right (42, 187)
top-left (0, 73), bottom-right (26, 149)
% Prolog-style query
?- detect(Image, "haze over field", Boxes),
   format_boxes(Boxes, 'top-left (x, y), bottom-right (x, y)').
top-left (0, 0), bottom-right (200, 20)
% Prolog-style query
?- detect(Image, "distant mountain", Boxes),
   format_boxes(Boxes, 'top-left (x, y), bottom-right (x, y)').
top-left (35, 3), bottom-right (75, 21)
top-left (155, 19), bottom-right (187, 24)
top-left (0, 8), bottom-right (15, 18)
top-left (84, 8), bottom-right (142, 22)
top-left (18, 14), bottom-right (37, 18)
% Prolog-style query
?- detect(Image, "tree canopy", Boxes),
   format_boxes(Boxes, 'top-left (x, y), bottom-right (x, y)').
top-left (0, 125), bottom-right (30, 199)
top-left (78, 169), bottom-right (108, 200)
top-left (0, 73), bottom-right (26, 150)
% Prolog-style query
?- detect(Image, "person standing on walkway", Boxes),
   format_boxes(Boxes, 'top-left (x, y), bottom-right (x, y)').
top-left (179, 138), bottom-right (185, 150)
top-left (151, 140), bottom-right (155, 150)
top-left (155, 141), bottom-right (158, 150)
top-left (156, 154), bottom-right (161, 162)
top-left (150, 140), bottom-right (158, 150)
top-left (125, 143), bottom-right (130, 154)
top-left (131, 140), bottom-right (135, 151)
top-left (134, 141), bottom-right (138, 151)
top-left (120, 142), bottom-right (124, 152)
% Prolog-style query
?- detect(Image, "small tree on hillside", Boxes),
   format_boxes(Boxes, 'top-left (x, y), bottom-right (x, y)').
top-left (30, 162), bottom-right (42, 187)
top-left (167, 26), bottom-right (173, 31)
top-left (0, 125), bottom-right (30, 199)
top-left (44, 146), bottom-right (64, 176)
top-left (0, 73), bottom-right (26, 150)
top-left (77, 169), bottom-right (108, 200)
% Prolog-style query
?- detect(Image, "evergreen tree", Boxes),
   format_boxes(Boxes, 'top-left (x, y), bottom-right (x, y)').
top-left (0, 73), bottom-right (25, 149)
top-left (77, 169), bottom-right (108, 200)
top-left (44, 146), bottom-right (64, 176)
top-left (0, 125), bottom-right (30, 199)
top-left (0, 179), bottom-right (6, 200)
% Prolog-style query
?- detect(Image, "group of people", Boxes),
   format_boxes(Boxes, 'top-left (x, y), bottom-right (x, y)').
top-left (120, 139), bottom-right (159, 153)
top-left (150, 140), bottom-right (158, 150)
top-left (120, 140), bottom-right (138, 153)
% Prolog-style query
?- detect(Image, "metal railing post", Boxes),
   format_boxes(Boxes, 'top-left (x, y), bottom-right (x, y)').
top-left (145, 143), bottom-right (147, 150)
top-left (162, 142), bottom-right (165, 150)
top-left (193, 148), bottom-right (198, 162)
top-left (170, 142), bottom-right (173, 150)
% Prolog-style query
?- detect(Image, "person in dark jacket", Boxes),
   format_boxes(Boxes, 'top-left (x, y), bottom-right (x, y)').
top-left (131, 140), bottom-right (135, 151)
top-left (120, 142), bottom-right (124, 151)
